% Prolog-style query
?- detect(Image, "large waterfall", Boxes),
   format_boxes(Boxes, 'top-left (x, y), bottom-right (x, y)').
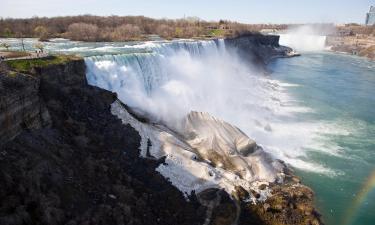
top-left (85, 40), bottom-right (334, 180)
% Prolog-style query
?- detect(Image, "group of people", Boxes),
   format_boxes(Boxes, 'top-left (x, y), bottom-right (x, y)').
top-left (35, 49), bottom-right (44, 58)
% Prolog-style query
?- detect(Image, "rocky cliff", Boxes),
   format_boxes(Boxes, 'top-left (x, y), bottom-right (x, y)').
top-left (224, 34), bottom-right (296, 67)
top-left (0, 71), bottom-right (50, 144)
top-left (0, 58), bottom-right (206, 225)
top-left (0, 54), bottom-right (322, 225)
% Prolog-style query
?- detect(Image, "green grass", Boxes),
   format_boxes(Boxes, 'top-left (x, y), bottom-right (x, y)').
top-left (6, 55), bottom-right (81, 73)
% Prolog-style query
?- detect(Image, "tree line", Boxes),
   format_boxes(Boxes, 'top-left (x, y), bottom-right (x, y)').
top-left (0, 15), bottom-right (286, 41)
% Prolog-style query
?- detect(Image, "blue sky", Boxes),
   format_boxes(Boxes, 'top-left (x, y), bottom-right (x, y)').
top-left (1, 0), bottom-right (374, 24)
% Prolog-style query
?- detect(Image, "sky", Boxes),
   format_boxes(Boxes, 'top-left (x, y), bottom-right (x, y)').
top-left (1, 0), bottom-right (374, 24)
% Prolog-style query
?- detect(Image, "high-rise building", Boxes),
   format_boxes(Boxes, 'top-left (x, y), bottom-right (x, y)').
top-left (365, 6), bottom-right (375, 25)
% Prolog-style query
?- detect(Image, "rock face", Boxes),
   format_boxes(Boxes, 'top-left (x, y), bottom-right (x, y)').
top-left (0, 56), bottom-right (323, 225)
top-left (224, 34), bottom-right (295, 67)
top-left (0, 59), bottom-right (206, 225)
top-left (237, 168), bottom-right (323, 225)
top-left (0, 71), bottom-right (50, 144)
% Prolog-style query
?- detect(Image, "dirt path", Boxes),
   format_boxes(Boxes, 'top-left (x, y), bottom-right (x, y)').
top-left (4, 52), bottom-right (49, 61)
top-left (0, 51), bottom-right (49, 61)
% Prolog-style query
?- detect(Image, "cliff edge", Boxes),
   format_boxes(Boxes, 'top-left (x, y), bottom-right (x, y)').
top-left (224, 34), bottom-right (296, 67)
top-left (0, 54), bottom-right (321, 225)
top-left (0, 57), bottom-right (206, 225)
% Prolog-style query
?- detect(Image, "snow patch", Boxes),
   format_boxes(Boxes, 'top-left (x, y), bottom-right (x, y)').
top-left (111, 101), bottom-right (285, 198)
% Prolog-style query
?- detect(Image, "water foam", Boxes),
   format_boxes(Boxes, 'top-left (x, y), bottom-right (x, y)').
top-left (279, 34), bottom-right (327, 52)
top-left (85, 39), bottom-right (336, 176)
top-left (278, 25), bottom-right (328, 52)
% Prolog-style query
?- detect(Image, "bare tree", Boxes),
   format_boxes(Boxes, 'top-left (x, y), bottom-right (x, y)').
top-left (111, 24), bottom-right (142, 41)
top-left (34, 25), bottom-right (49, 41)
top-left (0, 15), bottom-right (292, 41)
top-left (67, 23), bottom-right (99, 41)
top-left (34, 42), bottom-right (44, 53)
top-left (21, 38), bottom-right (26, 52)
top-left (3, 28), bottom-right (12, 37)
top-left (16, 34), bottom-right (26, 52)
top-left (156, 24), bottom-right (175, 39)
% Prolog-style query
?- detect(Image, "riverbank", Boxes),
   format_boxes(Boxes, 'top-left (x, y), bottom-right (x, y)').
top-left (326, 35), bottom-right (375, 61)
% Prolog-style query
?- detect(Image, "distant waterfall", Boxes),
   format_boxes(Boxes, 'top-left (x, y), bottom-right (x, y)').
top-left (279, 34), bottom-right (327, 52)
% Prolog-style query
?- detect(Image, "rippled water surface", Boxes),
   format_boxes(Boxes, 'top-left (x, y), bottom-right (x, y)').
top-left (269, 53), bottom-right (375, 225)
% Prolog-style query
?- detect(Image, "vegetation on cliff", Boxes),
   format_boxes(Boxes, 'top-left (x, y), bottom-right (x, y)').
top-left (5, 55), bottom-right (81, 73)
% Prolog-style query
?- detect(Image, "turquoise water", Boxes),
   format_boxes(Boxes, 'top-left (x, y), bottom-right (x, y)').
top-left (269, 52), bottom-right (375, 225)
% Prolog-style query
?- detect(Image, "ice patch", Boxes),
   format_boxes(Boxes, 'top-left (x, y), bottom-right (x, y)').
top-left (111, 101), bottom-right (285, 197)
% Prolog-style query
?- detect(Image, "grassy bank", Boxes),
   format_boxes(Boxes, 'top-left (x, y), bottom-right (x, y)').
top-left (5, 55), bottom-right (81, 73)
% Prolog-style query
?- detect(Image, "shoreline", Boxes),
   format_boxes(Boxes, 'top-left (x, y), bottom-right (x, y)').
top-left (326, 35), bottom-right (375, 61)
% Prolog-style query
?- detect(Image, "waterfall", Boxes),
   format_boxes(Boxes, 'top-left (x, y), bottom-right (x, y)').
top-left (85, 39), bottom-right (332, 175)
top-left (279, 34), bottom-right (327, 52)
top-left (85, 39), bottom-right (230, 123)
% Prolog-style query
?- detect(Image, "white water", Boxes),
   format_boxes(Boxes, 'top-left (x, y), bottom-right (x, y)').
top-left (278, 25), bottom-right (328, 52)
top-left (279, 34), bottom-right (327, 52)
top-left (85, 39), bottom-right (334, 175)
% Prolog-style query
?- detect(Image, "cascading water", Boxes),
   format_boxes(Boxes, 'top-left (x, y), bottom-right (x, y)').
top-left (85, 39), bottom-right (334, 176)
top-left (279, 34), bottom-right (327, 52)
top-left (278, 25), bottom-right (329, 52)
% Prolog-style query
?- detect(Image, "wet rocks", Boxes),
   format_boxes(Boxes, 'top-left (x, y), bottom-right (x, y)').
top-left (224, 34), bottom-right (295, 68)
top-left (236, 168), bottom-right (323, 225)
top-left (197, 189), bottom-right (238, 225)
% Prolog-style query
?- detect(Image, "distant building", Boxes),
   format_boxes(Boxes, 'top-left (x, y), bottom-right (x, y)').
top-left (365, 6), bottom-right (375, 25)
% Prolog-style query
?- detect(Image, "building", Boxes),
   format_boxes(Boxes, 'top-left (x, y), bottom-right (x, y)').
top-left (365, 6), bottom-right (375, 25)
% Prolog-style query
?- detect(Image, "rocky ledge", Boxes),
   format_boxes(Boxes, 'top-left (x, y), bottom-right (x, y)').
top-left (224, 33), bottom-right (297, 68)
top-left (0, 55), bottom-right (322, 225)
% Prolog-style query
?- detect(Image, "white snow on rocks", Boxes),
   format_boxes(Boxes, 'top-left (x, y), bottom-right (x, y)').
top-left (111, 101), bottom-right (285, 198)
